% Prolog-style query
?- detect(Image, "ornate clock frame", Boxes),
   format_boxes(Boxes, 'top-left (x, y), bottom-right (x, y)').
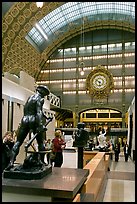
top-left (86, 65), bottom-right (114, 99)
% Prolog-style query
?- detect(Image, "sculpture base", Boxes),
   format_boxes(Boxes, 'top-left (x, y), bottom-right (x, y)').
top-left (3, 164), bottom-right (52, 180)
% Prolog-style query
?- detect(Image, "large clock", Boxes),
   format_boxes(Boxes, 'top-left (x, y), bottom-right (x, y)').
top-left (86, 65), bottom-right (114, 98)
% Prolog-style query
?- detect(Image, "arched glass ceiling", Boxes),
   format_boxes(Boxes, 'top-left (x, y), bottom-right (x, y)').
top-left (25, 2), bottom-right (135, 52)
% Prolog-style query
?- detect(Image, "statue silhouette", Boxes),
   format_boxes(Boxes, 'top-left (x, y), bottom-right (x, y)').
top-left (6, 85), bottom-right (52, 170)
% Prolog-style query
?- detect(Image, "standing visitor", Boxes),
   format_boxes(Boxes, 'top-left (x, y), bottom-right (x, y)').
top-left (124, 143), bottom-right (129, 162)
top-left (45, 139), bottom-right (52, 165)
top-left (114, 143), bottom-right (119, 162)
top-left (118, 141), bottom-right (121, 154)
top-left (2, 131), bottom-right (15, 171)
top-left (52, 130), bottom-right (66, 167)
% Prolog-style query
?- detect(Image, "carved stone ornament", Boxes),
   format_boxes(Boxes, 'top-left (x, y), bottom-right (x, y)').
top-left (86, 65), bottom-right (114, 98)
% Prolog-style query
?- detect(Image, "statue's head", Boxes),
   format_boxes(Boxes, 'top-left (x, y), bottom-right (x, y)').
top-left (36, 85), bottom-right (50, 96)
top-left (77, 122), bottom-right (85, 129)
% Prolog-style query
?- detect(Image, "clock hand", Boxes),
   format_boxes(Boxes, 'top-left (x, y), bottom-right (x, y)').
top-left (97, 79), bottom-right (102, 85)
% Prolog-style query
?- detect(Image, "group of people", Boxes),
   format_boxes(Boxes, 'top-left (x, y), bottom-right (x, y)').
top-left (96, 127), bottom-right (130, 162)
top-left (2, 129), bottom-right (66, 172)
top-left (114, 141), bottom-right (130, 162)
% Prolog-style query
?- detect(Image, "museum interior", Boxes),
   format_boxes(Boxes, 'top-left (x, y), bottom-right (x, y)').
top-left (2, 2), bottom-right (135, 202)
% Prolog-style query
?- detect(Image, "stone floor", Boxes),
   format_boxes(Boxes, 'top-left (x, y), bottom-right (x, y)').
top-left (103, 152), bottom-right (135, 202)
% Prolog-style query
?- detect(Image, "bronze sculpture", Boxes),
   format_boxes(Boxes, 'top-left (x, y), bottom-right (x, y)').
top-left (73, 122), bottom-right (89, 147)
top-left (73, 122), bottom-right (89, 169)
top-left (6, 85), bottom-right (53, 172)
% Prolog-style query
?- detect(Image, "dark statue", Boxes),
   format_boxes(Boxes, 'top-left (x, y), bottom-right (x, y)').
top-left (73, 122), bottom-right (89, 169)
top-left (4, 85), bottom-right (53, 179)
top-left (73, 122), bottom-right (89, 147)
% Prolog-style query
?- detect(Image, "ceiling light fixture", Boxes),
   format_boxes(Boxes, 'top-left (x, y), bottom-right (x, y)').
top-left (36, 2), bottom-right (44, 8)
top-left (80, 62), bottom-right (84, 76)
top-left (80, 17), bottom-right (85, 76)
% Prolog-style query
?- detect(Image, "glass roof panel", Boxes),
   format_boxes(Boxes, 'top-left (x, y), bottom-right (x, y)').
top-left (26, 2), bottom-right (135, 52)
top-left (39, 7), bottom-right (66, 34)
top-left (27, 27), bottom-right (44, 46)
top-left (39, 19), bottom-right (52, 34)
top-left (61, 2), bottom-right (79, 10)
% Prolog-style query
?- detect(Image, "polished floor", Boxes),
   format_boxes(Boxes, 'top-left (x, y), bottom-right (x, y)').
top-left (62, 149), bottom-right (135, 202)
top-left (103, 153), bottom-right (135, 202)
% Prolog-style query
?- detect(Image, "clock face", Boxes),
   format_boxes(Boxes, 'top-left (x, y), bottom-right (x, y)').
top-left (91, 74), bottom-right (107, 90)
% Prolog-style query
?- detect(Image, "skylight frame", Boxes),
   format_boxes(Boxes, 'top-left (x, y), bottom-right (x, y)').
top-left (26, 2), bottom-right (135, 52)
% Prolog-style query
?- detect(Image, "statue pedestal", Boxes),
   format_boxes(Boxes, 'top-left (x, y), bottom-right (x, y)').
top-left (3, 164), bottom-right (52, 180)
top-left (3, 167), bottom-right (89, 202)
top-left (73, 142), bottom-right (86, 169)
